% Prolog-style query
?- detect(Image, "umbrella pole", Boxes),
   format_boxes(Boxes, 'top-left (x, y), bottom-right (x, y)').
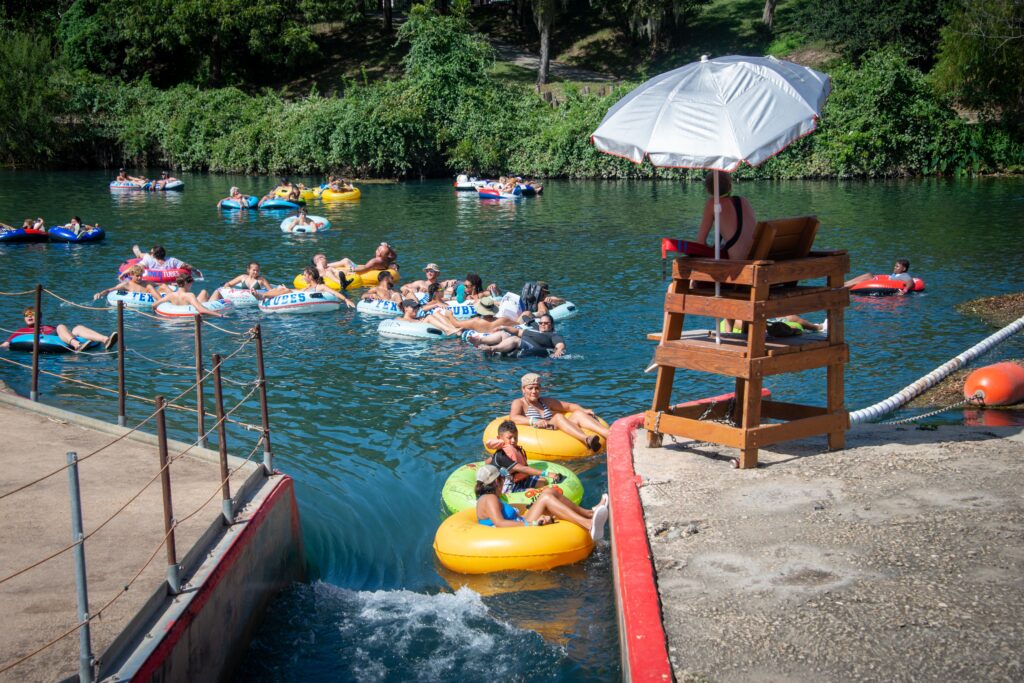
top-left (713, 171), bottom-right (721, 344)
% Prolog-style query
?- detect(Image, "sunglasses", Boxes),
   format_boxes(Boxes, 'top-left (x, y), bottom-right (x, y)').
top-left (538, 320), bottom-right (553, 325)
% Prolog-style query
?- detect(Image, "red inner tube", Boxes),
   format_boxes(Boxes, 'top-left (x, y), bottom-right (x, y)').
top-left (850, 274), bottom-right (925, 296)
top-left (118, 257), bottom-right (192, 284)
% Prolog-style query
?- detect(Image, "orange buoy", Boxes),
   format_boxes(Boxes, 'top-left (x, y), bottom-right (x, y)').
top-left (964, 362), bottom-right (1024, 406)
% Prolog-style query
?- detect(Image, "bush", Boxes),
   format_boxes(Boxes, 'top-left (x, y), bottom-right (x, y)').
top-left (0, 30), bottom-right (57, 164)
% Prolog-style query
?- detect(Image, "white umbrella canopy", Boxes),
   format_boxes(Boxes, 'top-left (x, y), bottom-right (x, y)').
top-left (591, 54), bottom-right (830, 171)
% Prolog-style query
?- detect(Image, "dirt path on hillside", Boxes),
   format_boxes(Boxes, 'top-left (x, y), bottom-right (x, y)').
top-left (490, 40), bottom-right (614, 82)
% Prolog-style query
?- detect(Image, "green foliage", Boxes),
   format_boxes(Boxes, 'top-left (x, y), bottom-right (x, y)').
top-left (791, 0), bottom-right (947, 67)
top-left (932, 0), bottom-right (1024, 130)
top-left (57, 0), bottom-right (358, 87)
top-left (0, 31), bottom-right (57, 164)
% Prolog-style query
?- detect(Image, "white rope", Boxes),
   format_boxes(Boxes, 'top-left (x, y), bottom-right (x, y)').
top-left (850, 314), bottom-right (1024, 425)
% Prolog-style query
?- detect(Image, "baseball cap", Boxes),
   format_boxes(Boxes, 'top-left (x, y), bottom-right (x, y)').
top-left (424, 263), bottom-right (440, 272)
top-left (476, 464), bottom-right (500, 485)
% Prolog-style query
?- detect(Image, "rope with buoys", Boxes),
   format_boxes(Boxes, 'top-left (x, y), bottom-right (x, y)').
top-left (850, 313), bottom-right (1024, 425)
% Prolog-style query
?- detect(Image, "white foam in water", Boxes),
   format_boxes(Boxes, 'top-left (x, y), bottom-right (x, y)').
top-left (312, 583), bottom-right (561, 681)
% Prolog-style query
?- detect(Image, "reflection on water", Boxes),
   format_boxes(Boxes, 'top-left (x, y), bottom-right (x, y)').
top-left (2, 171), bottom-right (1023, 681)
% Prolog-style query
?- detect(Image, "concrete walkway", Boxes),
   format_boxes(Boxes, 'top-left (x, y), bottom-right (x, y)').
top-left (0, 388), bottom-right (260, 681)
top-left (631, 424), bottom-right (1024, 681)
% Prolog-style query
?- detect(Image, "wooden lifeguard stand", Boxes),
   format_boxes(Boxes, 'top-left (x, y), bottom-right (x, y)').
top-left (646, 216), bottom-right (850, 468)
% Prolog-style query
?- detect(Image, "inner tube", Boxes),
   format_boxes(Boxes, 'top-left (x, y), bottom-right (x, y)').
top-left (219, 196), bottom-right (259, 210)
top-left (145, 179), bottom-right (184, 191)
top-left (118, 258), bottom-right (193, 284)
top-left (441, 460), bottom-right (582, 514)
top-left (454, 176), bottom-right (489, 191)
top-left (109, 180), bottom-right (143, 190)
top-left (478, 187), bottom-right (522, 200)
top-left (377, 318), bottom-right (450, 340)
top-left (154, 299), bottom-right (232, 318)
top-left (850, 275), bottom-right (926, 297)
top-left (6, 334), bottom-right (94, 353)
top-left (356, 298), bottom-right (476, 320)
top-left (547, 302), bottom-right (578, 321)
top-left (518, 183), bottom-right (542, 196)
top-left (218, 287), bottom-right (264, 308)
top-left (293, 268), bottom-right (399, 292)
top-left (260, 198), bottom-right (304, 210)
top-left (482, 414), bottom-right (609, 460)
top-left (280, 216), bottom-right (330, 233)
top-left (48, 226), bottom-right (105, 243)
top-left (319, 187), bottom-right (361, 201)
top-left (106, 290), bottom-right (156, 308)
top-left (433, 508), bottom-right (594, 574)
top-left (258, 291), bottom-right (341, 314)
top-left (0, 227), bottom-right (49, 244)
top-left (964, 362), bottom-right (1024, 406)
top-left (274, 187), bottom-right (316, 201)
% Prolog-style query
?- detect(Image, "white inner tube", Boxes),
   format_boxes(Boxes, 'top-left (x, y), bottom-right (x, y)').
top-left (850, 313), bottom-right (1024, 425)
top-left (258, 291), bottom-right (340, 314)
top-left (378, 318), bottom-right (450, 340)
top-left (106, 290), bottom-right (156, 308)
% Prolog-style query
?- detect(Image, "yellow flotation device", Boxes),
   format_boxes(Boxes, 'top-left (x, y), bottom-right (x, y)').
top-left (274, 186), bottom-right (316, 201)
top-left (292, 268), bottom-right (400, 292)
top-left (433, 508), bottom-right (594, 574)
top-left (319, 187), bottom-right (361, 201)
top-left (481, 415), bottom-right (608, 460)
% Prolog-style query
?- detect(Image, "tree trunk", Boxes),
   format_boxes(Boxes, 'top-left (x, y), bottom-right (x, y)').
top-left (383, 0), bottom-right (393, 33)
top-left (762, 0), bottom-right (778, 28)
top-left (537, 19), bottom-right (551, 85)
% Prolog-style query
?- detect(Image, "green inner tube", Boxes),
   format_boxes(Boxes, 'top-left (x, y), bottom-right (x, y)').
top-left (441, 460), bottom-right (583, 514)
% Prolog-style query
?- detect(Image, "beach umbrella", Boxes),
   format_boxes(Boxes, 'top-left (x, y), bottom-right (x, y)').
top-left (591, 54), bottom-right (830, 340)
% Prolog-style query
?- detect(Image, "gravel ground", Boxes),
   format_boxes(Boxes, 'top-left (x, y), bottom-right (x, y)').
top-left (633, 425), bottom-right (1024, 682)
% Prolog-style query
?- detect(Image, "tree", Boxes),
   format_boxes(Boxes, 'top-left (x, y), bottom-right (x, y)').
top-left (533, 0), bottom-right (560, 85)
top-left (932, 0), bottom-right (1024, 128)
top-left (0, 30), bottom-right (56, 163)
top-left (602, 0), bottom-right (710, 55)
top-left (762, 0), bottom-right (777, 29)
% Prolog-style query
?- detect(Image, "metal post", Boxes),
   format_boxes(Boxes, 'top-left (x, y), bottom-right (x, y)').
top-left (253, 324), bottom-right (273, 474)
top-left (30, 284), bottom-right (41, 401)
top-left (66, 452), bottom-right (95, 683)
top-left (155, 397), bottom-right (180, 594)
top-left (211, 354), bottom-right (233, 525)
top-left (193, 315), bottom-right (206, 448)
top-left (117, 302), bottom-right (126, 426)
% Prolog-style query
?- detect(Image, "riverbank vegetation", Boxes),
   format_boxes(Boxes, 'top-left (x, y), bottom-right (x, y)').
top-left (2, 0), bottom-right (1022, 178)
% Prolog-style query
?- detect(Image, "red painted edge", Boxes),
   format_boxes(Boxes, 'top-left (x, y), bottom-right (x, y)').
top-left (133, 475), bottom-right (298, 680)
top-left (607, 413), bottom-right (673, 682)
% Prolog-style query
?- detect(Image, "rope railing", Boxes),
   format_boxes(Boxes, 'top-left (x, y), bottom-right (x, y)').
top-left (0, 380), bottom-right (262, 587)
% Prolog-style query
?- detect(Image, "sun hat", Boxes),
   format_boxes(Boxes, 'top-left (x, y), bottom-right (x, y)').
top-left (521, 373), bottom-right (541, 387)
top-left (424, 263), bottom-right (440, 272)
top-left (476, 464), bottom-right (500, 485)
top-left (474, 296), bottom-right (499, 316)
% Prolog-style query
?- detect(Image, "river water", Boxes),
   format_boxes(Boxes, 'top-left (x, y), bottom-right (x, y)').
top-left (1, 171), bottom-right (1022, 681)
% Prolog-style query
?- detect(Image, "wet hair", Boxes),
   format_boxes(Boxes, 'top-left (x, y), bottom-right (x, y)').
top-left (175, 273), bottom-right (194, 287)
top-left (895, 258), bottom-right (910, 271)
top-left (465, 273), bottom-right (483, 292)
top-left (703, 170), bottom-right (732, 196)
top-left (311, 253), bottom-right (327, 265)
top-left (248, 261), bottom-right (260, 270)
top-left (401, 298), bottom-right (420, 310)
top-left (378, 271), bottom-right (393, 282)
top-left (71, 215), bottom-right (81, 223)
top-left (474, 479), bottom-right (500, 498)
top-left (497, 419), bottom-right (518, 436)
top-left (427, 282), bottom-right (440, 300)
top-left (303, 267), bottom-right (323, 285)
top-left (151, 246), bottom-right (167, 260)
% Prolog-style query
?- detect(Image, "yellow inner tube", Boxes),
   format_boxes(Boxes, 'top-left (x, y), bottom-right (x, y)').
top-left (274, 187), bottom-right (316, 201)
top-left (433, 508), bottom-right (594, 574)
top-left (482, 415), bottom-right (608, 460)
top-left (293, 268), bottom-right (400, 292)
top-left (320, 187), bottom-right (361, 201)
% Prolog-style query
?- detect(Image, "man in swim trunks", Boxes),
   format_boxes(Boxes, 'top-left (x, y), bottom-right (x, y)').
top-left (330, 242), bottom-right (397, 274)
top-left (2, 307), bottom-right (116, 351)
top-left (362, 271), bottom-right (402, 303)
top-left (421, 296), bottom-right (507, 335)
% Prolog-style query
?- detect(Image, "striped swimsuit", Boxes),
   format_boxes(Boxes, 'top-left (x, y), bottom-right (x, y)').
top-left (525, 399), bottom-right (553, 421)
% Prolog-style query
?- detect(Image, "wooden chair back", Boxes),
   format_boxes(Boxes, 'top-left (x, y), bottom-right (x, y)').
top-left (749, 216), bottom-right (820, 262)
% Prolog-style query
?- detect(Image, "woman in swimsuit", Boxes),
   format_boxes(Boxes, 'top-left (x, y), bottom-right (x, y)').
top-left (695, 171), bottom-right (756, 260)
top-left (474, 464), bottom-right (609, 541)
top-left (221, 262), bottom-right (273, 294)
top-left (509, 372), bottom-right (609, 451)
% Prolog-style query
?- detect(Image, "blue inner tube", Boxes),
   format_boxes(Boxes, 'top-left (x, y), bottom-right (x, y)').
top-left (260, 198), bottom-right (304, 210)
top-left (48, 226), bottom-right (106, 243)
top-left (0, 228), bottom-right (50, 243)
top-left (7, 334), bottom-right (94, 353)
top-left (220, 196), bottom-right (258, 210)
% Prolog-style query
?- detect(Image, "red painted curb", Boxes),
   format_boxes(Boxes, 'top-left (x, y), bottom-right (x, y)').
top-left (607, 413), bottom-right (673, 682)
top-left (134, 475), bottom-right (298, 680)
